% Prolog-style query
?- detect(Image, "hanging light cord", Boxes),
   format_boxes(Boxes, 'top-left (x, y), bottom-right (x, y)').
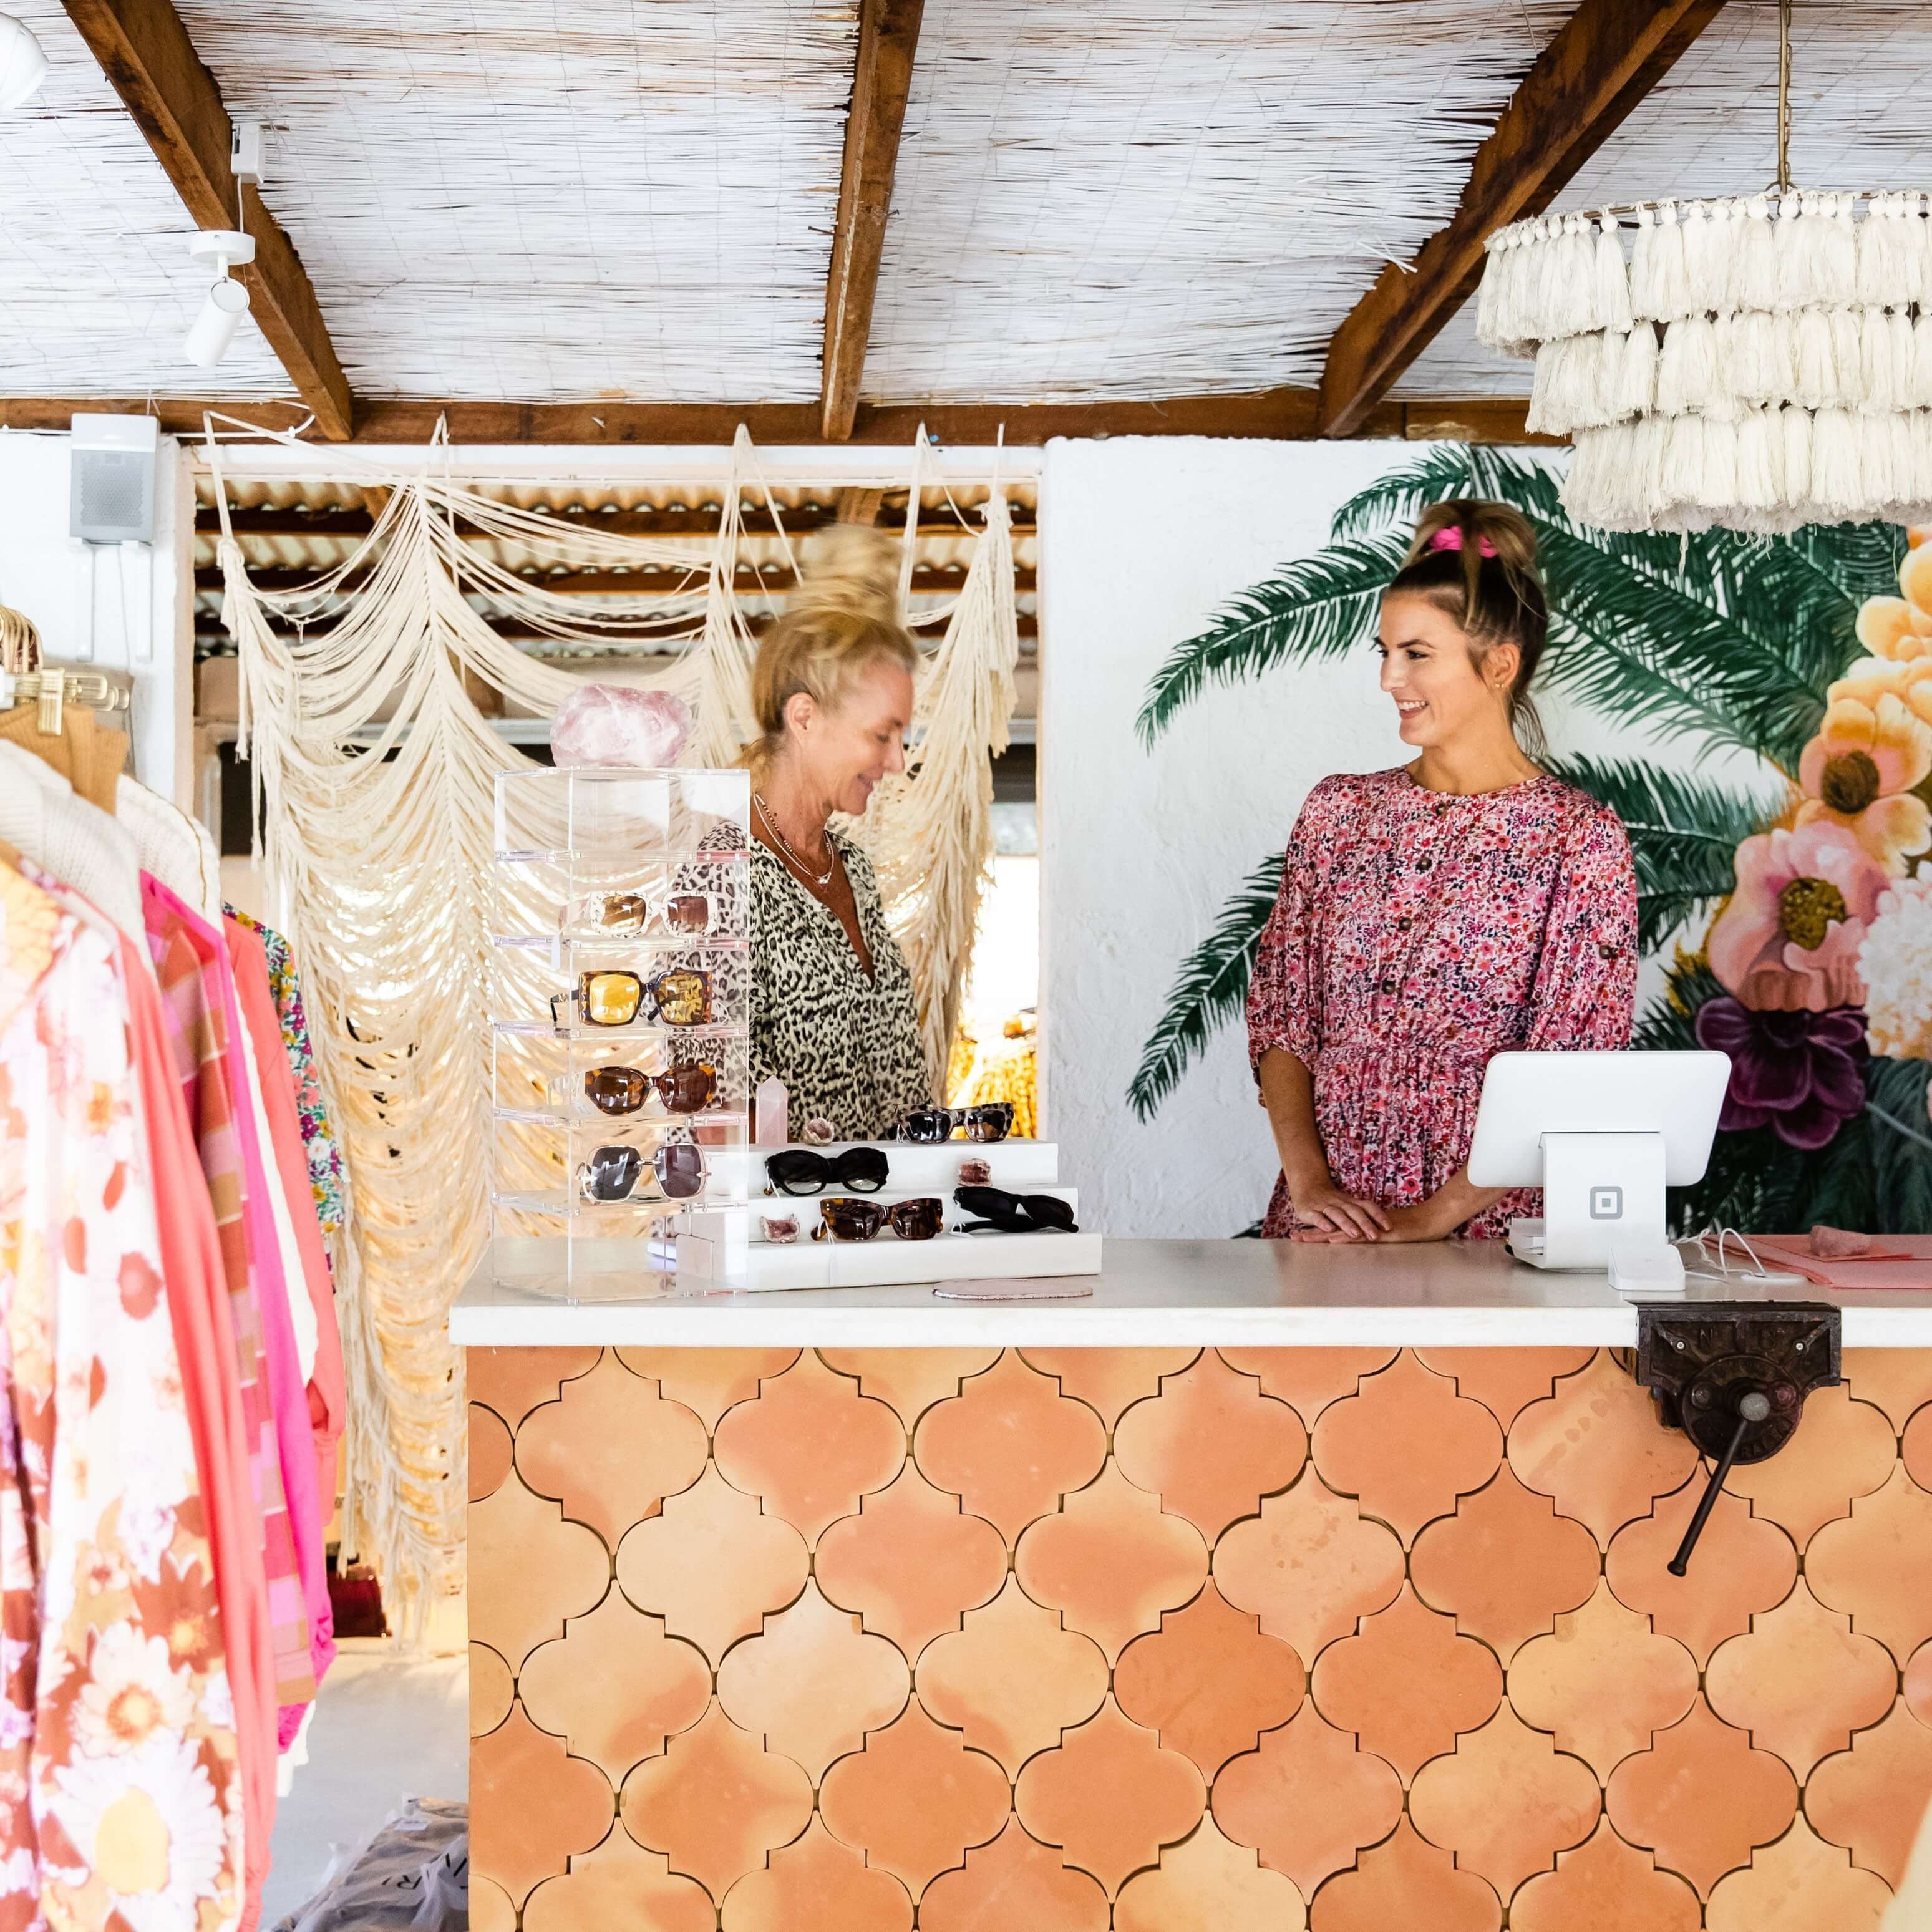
top-left (1775, 0), bottom-right (1792, 195)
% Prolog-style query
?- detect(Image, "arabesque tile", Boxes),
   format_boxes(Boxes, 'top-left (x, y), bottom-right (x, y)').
top-left (1210, 1702), bottom-right (1403, 1899)
top-left (719, 1815), bottom-right (913, 1932)
top-left (1507, 1580), bottom-right (1697, 1777)
top-left (1014, 1463), bottom-right (1208, 1662)
top-left (521, 1828), bottom-right (714, 1932)
top-left (815, 1463), bottom-right (1006, 1658)
top-left (1409, 1467), bottom-right (1599, 1663)
top-left (620, 1702), bottom-right (814, 1900)
top-left (1806, 1701), bottom-right (1932, 1889)
top-left (1905, 1402), bottom-right (1932, 1490)
top-left (468, 1469), bottom-right (610, 1672)
top-left (469, 1642), bottom-right (513, 1739)
top-left (613, 1346), bottom-right (800, 1427)
top-left (1308, 1584), bottom-right (1502, 1782)
top-left (1112, 1815), bottom-right (1306, 1932)
top-left (1412, 1347), bottom-right (1598, 1430)
top-left (1213, 1474), bottom-right (1404, 1663)
top-left (1722, 1384), bottom-right (1897, 1548)
top-left (1842, 1347), bottom-right (1932, 1429)
top-left (1019, 1347), bottom-right (1200, 1424)
top-left (1112, 1350), bottom-right (1305, 1538)
top-left (715, 1580), bottom-right (910, 1777)
top-left (1311, 1353), bottom-right (1502, 1543)
top-left (1603, 1697), bottom-right (1798, 1896)
top-left (470, 1876), bottom-right (517, 1932)
top-left (1114, 1580), bottom-right (1304, 1778)
top-left (818, 1700), bottom-right (1009, 1899)
top-left (914, 1352), bottom-right (1107, 1542)
top-left (1604, 1479), bottom-right (1797, 1661)
top-left (614, 1465), bottom-right (809, 1665)
top-left (1704, 1815), bottom-right (1893, 1932)
top-left (1507, 1351), bottom-right (1699, 1543)
top-left (1407, 1705), bottom-right (1599, 1896)
top-left (470, 1702), bottom-right (615, 1907)
top-left (468, 1344), bottom-right (601, 1428)
top-left (515, 1349), bottom-right (710, 1548)
top-left (1306, 1817), bottom-right (1502, 1932)
top-left (1910, 1639), bottom-right (1932, 1727)
top-left (712, 1351), bottom-right (904, 1545)
top-left (1012, 1697), bottom-right (1206, 1896)
top-left (518, 1590), bottom-right (711, 1783)
top-left (915, 1573), bottom-right (1109, 1774)
top-left (470, 1403), bottom-right (513, 1503)
top-left (917, 1818), bottom-right (1109, 1932)
top-left (1808, 1463), bottom-right (1932, 1660)
top-left (1215, 1347), bottom-right (1398, 1425)
top-left (1704, 1578), bottom-right (1898, 1777)
top-left (818, 1347), bottom-right (1002, 1425)
top-left (1507, 1817), bottom-right (1700, 1932)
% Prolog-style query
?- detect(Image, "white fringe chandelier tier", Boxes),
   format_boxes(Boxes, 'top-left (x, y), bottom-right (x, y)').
top-left (1475, 1), bottom-right (1932, 535)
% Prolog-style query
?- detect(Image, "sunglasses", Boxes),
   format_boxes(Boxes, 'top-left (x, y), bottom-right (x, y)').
top-left (811, 1195), bottom-right (944, 1243)
top-left (576, 1141), bottom-right (707, 1204)
top-left (570, 891), bottom-right (719, 939)
top-left (764, 1147), bottom-right (891, 1197)
top-left (551, 968), bottom-right (714, 1030)
top-left (891, 1104), bottom-right (1016, 1145)
top-left (954, 1185), bottom-right (1077, 1234)
top-left (583, 1062), bottom-right (718, 1117)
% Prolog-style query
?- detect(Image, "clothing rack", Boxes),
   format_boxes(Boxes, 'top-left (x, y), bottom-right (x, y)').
top-left (0, 664), bottom-right (133, 734)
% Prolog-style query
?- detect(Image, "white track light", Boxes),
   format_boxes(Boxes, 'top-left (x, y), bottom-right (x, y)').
top-left (182, 229), bottom-right (256, 367)
top-left (0, 14), bottom-right (47, 109)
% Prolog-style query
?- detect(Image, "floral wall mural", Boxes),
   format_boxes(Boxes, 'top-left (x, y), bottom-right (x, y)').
top-left (1132, 445), bottom-right (1932, 1235)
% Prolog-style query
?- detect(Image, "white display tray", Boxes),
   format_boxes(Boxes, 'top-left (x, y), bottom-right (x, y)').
top-left (740, 1228), bottom-right (1102, 1292)
top-left (750, 1187), bottom-right (1079, 1243)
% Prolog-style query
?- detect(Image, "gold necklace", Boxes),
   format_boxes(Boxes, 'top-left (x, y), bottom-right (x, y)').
top-left (754, 790), bottom-right (836, 888)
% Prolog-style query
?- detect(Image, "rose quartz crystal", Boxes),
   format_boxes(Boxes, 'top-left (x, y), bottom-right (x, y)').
top-left (1810, 1224), bottom-right (1872, 1258)
top-left (957, 1158), bottom-right (992, 1187)
top-left (551, 682), bottom-right (693, 768)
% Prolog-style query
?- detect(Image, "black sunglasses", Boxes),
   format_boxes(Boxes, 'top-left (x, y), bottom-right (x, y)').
top-left (764, 1147), bottom-right (891, 1197)
top-left (953, 1185), bottom-right (1077, 1233)
top-left (892, 1104), bottom-right (1015, 1144)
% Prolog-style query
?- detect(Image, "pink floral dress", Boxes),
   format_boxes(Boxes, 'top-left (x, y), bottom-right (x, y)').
top-left (1246, 769), bottom-right (1639, 1238)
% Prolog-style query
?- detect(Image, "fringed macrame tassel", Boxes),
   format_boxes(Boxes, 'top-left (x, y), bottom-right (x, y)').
top-left (1700, 417), bottom-right (1741, 518)
top-left (1793, 308), bottom-right (1838, 409)
top-left (1682, 201), bottom-right (1727, 318)
top-left (1611, 323), bottom-right (1658, 419)
top-left (1661, 412), bottom-right (1707, 508)
top-left (1856, 411), bottom-right (1898, 513)
top-left (1651, 203), bottom-right (1691, 323)
top-left (1811, 407), bottom-right (1863, 518)
top-left (1726, 311), bottom-right (1776, 405)
top-left (1594, 216), bottom-right (1632, 334)
top-left (1821, 194), bottom-right (1860, 305)
top-left (1779, 407), bottom-right (1814, 512)
top-left (1735, 195), bottom-right (1779, 312)
top-left (1860, 307), bottom-right (1903, 414)
top-left (1902, 197), bottom-right (1932, 311)
top-left (1477, 234), bottom-right (1504, 347)
top-left (1656, 315), bottom-right (1719, 415)
top-left (1885, 411), bottom-right (1922, 519)
top-left (1735, 406), bottom-right (1780, 516)
top-left (1629, 206), bottom-right (1659, 322)
top-left (1562, 427), bottom-right (1611, 527)
top-left (1828, 307), bottom-right (1865, 409)
top-left (1910, 313), bottom-right (1932, 409)
top-left (1775, 192), bottom-right (1816, 310)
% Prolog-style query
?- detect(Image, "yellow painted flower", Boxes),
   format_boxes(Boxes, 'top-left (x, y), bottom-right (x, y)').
top-left (1795, 691), bottom-right (1932, 871)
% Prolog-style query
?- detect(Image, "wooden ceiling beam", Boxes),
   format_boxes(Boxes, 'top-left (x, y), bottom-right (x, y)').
top-left (1, 392), bottom-right (1552, 445)
top-left (821, 0), bottom-right (925, 442)
top-left (1316, 0), bottom-right (1731, 438)
top-left (61, 0), bottom-right (356, 441)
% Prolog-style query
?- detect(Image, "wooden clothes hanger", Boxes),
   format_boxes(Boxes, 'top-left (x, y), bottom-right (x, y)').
top-left (0, 606), bottom-right (132, 814)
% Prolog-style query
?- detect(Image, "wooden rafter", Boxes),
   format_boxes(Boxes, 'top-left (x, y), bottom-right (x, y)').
top-left (1316, 0), bottom-right (1731, 437)
top-left (821, 0), bottom-right (926, 442)
top-left (1, 393), bottom-right (1553, 446)
top-left (62, 0), bottom-right (356, 441)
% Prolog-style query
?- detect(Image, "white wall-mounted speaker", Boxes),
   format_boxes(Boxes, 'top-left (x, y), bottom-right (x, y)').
top-left (69, 413), bottom-right (158, 546)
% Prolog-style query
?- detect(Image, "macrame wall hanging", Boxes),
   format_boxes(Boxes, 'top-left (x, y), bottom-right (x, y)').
top-left (213, 424), bottom-right (1018, 1638)
top-left (1476, 0), bottom-right (1932, 533)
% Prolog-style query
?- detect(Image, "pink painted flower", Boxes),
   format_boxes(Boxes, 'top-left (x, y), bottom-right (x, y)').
top-left (1707, 821), bottom-right (1886, 1012)
top-left (1795, 676), bottom-right (1932, 871)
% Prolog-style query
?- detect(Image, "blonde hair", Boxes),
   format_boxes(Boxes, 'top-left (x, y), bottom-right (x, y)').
top-left (1387, 500), bottom-right (1549, 760)
top-left (742, 528), bottom-right (920, 772)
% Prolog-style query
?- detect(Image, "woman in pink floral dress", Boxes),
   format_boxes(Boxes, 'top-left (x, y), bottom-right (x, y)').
top-left (1247, 500), bottom-right (1638, 1241)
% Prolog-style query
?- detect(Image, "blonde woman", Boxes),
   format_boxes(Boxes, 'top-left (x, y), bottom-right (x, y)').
top-left (737, 532), bottom-right (934, 1138)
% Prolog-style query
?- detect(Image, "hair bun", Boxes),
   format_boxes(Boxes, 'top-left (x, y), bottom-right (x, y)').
top-left (792, 526), bottom-right (904, 625)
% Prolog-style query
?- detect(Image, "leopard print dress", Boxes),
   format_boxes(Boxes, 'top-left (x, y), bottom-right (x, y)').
top-left (696, 821), bottom-right (933, 1140)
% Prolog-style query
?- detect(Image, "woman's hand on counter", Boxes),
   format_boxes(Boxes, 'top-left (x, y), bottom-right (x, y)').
top-left (1288, 1173), bottom-right (1392, 1242)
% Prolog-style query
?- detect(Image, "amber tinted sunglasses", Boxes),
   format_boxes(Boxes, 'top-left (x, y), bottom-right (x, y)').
top-left (811, 1195), bottom-right (944, 1242)
top-left (584, 1063), bottom-right (718, 1117)
top-left (576, 1141), bottom-right (707, 1203)
top-left (551, 968), bottom-right (713, 1029)
top-left (572, 890), bottom-right (718, 938)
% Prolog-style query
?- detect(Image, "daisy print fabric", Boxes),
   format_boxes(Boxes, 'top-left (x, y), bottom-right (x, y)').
top-left (0, 880), bottom-right (243, 1932)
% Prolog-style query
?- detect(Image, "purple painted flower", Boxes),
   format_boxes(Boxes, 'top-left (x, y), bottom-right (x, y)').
top-left (1694, 998), bottom-right (1870, 1150)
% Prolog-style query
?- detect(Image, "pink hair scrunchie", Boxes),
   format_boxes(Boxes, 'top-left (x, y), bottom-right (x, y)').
top-left (1428, 525), bottom-right (1498, 559)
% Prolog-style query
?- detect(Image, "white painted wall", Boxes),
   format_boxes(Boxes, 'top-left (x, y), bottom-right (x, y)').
top-left (0, 429), bottom-right (195, 806)
top-left (1037, 435), bottom-right (1755, 1239)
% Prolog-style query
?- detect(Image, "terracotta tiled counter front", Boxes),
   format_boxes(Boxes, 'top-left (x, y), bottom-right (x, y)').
top-left (454, 1240), bottom-right (1932, 1931)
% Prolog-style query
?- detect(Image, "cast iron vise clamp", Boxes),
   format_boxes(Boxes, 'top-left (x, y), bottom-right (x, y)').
top-left (1634, 1302), bottom-right (1842, 1575)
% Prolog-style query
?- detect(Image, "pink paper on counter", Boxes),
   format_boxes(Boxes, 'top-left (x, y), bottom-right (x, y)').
top-left (1744, 1234), bottom-right (1932, 1290)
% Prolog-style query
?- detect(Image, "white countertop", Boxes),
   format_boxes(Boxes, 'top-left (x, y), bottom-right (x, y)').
top-left (449, 1237), bottom-right (1932, 1349)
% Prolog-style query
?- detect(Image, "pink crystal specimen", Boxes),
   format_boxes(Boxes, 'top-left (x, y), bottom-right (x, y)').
top-left (957, 1158), bottom-right (992, 1187)
top-left (551, 682), bottom-right (692, 768)
top-left (1810, 1224), bottom-right (1872, 1258)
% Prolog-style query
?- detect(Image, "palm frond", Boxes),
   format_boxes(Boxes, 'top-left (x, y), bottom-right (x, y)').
top-left (1127, 850), bottom-right (1284, 1120)
top-left (1865, 1056), bottom-right (1932, 1232)
top-left (1135, 536), bottom-right (1407, 747)
top-left (1550, 754), bottom-right (1786, 951)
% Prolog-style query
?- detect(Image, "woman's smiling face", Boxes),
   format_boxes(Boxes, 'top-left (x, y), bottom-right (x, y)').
top-left (1377, 590), bottom-right (1517, 751)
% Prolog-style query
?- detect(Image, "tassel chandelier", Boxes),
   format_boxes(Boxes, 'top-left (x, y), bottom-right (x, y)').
top-left (1476, 0), bottom-right (1932, 533)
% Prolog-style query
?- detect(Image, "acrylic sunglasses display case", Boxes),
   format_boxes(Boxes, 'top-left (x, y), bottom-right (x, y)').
top-left (488, 767), bottom-right (754, 1299)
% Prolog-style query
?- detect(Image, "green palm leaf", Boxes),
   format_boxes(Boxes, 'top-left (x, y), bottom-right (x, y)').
top-left (1127, 850), bottom-right (1284, 1120)
top-left (1135, 536), bottom-right (1407, 747)
top-left (1551, 754), bottom-right (1786, 951)
top-left (1866, 1057), bottom-right (1932, 1232)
